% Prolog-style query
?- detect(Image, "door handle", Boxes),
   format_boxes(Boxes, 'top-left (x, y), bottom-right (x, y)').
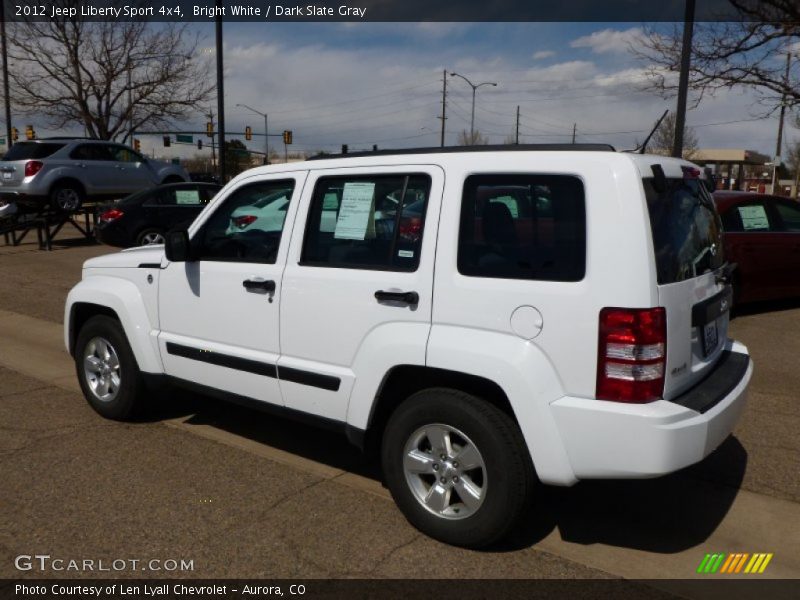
top-left (375, 290), bottom-right (419, 305)
top-left (243, 278), bottom-right (276, 293)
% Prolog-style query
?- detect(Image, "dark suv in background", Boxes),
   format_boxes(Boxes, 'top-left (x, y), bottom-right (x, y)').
top-left (0, 139), bottom-right (189, 212)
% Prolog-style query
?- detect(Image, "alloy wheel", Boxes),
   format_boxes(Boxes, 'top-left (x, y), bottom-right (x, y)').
top-left (402, 423), bottom-right (487, 520)
top-left (82, 336), bottom-right (122, 402)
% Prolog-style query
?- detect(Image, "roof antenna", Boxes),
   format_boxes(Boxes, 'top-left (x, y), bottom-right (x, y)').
top-left (637, 109), bottom-right (670, 154)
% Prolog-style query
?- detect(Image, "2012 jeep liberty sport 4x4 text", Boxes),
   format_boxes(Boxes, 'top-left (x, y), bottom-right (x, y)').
top-left (65, 145), bottom-right (752, 547)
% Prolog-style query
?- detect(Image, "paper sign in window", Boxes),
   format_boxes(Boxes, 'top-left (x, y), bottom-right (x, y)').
top-left (175, 190), bottom-right (201, 205)
top-left (334, 182), bottom-right (376, 240)
top-left (737, 205), bottom-right (769, 230)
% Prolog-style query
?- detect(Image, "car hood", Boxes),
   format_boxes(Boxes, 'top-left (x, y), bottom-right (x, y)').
top-left (83, 246), bottom-right (164, 269)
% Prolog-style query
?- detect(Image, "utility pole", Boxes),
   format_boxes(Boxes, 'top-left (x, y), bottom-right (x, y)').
top-left (1, 1), bottom-right (12, 149)
top-left (207, 110), bottom-right (217, 170)
top-left (215, 2), bottom-right (226, 182)
top-left (672, 0), bottom-right (696, 158)
top-left (571, 123), bottom-right (577, 144)
top-left (771, 50), bottom-right (792, 194)
top-left (515, 106), bottom-right (520, 144)
top-left (439, 69), bottom-right (447, 148)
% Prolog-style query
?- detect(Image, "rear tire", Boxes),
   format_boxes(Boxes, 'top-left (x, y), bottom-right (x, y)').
top-left (136, 228), bottom-right (166, 246)
top-left (381, 388), bottom-right (535, 548)
top-left (74, 315), bottom-right (147, 421)
top-left (50, 183), bottom-right (84, 213)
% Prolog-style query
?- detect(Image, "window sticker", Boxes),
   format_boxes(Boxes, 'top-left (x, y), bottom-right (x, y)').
top-left (737, 205), bottom-right (769, 230)
top-left (334, 182), bottom-right (376, 240)
top-left (175, 190), bottom-right (201, 205)
top-left (398, 250), bottom-right (414, 258)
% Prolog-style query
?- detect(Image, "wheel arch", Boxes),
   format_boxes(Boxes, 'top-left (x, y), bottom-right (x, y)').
top-left (50, 177), bottom-right (87, 198)
top-left (362, 365), bottom-right (517, 459)
top-left (65, 277), bottom-right (163, 374)
top-left (161, 175), bottom-right (185, 184)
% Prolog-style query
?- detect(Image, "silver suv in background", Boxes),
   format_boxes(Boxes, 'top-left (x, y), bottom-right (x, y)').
top-left (0, 139), bottom-right (189, 212)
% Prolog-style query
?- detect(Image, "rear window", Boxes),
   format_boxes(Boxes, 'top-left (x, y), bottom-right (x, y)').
top-left (643, 177), bottom-right (725, 284)
top-left (3, 142), bottom-right (65, 160)
top-left (457, 174), bottom-right (586, 281)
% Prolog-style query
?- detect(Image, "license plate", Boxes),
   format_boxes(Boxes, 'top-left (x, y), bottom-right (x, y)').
top-left (702, 319), bottom-right (719, 357)
top-left (2, 172), bottom-right (11, 180)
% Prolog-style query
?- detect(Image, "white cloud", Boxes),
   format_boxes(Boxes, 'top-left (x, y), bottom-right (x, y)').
top-left (570, 27), bottom-right (643, 55)
top-left (532, 50), bottom-right (555, 60)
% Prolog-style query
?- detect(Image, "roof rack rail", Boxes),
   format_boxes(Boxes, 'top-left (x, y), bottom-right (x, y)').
top-left (307, 143), bottom-right (615, 160)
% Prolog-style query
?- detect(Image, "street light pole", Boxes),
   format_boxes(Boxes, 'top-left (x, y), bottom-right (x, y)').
top-left (449, 72), bottom-right (497, 140)
top-left (237, 103), bottom-right (269, 164)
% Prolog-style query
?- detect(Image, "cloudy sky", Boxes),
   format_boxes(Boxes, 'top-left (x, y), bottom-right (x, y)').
top-left (32, 21), bottom-right (800, 159)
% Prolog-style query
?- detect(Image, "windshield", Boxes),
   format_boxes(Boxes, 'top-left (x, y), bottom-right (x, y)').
top-left (643, 177), bottom-right (725, 284)
top-left (3, 142), bottom-right (65, 160)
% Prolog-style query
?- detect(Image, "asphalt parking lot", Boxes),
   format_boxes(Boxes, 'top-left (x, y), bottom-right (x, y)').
top-left (1, 232), bottom-right (799, 591)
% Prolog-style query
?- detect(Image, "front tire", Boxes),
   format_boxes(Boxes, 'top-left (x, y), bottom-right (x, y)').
top-left (75, 315), bottom-right (146, 421)
top-left (50, 183), bottom-right (84, 213)
top-left (381, 388), bottom-right (535, 548)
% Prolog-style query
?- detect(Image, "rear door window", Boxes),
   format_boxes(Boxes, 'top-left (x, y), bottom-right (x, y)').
top-left (772, 200), bottom-right (800, 232)
top-left (70, 144), bottom-right (114, 161)
top-left (457, 175), bottom-right (586, 281)
top-left (643, 177), bottom-right (725, 284)
top-left (3, 143), bottom-right (65, 160)
top-left (301, 174), bottom-right (431, 271)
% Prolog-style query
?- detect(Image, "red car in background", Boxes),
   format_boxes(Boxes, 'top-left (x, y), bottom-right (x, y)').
top-left (713, 191), bottom-right (800, 304)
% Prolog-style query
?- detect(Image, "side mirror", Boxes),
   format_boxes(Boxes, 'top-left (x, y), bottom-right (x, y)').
top-left (165, 229), bottom-right (193, 262)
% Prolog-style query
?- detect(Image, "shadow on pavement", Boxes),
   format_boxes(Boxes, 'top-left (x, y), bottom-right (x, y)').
top-left (732, 297), bottom-right (800, 318)
top-left (144, 387), bottom-right (747, 554)
top-left (146, 387), bottom-right (378, 479)
top-left (499, 437), bottom-right (748, 553)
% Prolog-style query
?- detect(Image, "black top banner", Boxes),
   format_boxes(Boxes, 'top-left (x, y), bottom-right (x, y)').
top-left (0, 0), bottom-right (790, 22)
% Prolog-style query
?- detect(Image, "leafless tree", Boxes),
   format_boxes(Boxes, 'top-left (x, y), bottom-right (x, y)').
top-left (632, 1), bottom-right (799, 112)
top-left (7, 15), bottom-right (213, 142)
top-left (457, 129), bottom-right (489, 146)
top-left (644, 112), bottom-right (700, 158)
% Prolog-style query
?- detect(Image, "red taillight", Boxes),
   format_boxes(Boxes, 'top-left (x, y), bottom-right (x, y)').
top-left (596, 307), bottom-right (666, 403)
top-left (232, 214), bottom-right (257, 229)
top-left (399, 216), bottom-right (422, 242)
top-left (681, 166), bottom-right (701, 179)
top-left (99, 208), bottom-right (124, 223)
top-left (24, 160), bottom-right (43, 177)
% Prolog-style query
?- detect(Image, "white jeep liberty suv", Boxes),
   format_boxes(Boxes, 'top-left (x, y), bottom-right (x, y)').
top-left (65, 145), bottom-right (752, 547)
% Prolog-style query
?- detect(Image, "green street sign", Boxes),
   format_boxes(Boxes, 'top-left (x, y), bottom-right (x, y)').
top-left (176, 134), bottom-right (193, 143)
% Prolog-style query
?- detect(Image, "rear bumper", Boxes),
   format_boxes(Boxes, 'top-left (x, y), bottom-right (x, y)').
top-left (549, 340), bottom-right (751, 480)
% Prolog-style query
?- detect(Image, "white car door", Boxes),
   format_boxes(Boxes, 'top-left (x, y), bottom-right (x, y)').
top-left (279, 165), bottom-right (443, 421)
top-left (157, 173), bottom-right (307, 405)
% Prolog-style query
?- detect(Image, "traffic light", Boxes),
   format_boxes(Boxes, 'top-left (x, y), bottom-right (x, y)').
top-left (11, 127), bottom-right (18, 141)
top-left (163, 135), bottom-right (171, 147)
top-left (197, 139), bottom-right (203, 150)
top-left (133, 139), bottom-right (141, 152)
top-left (245, 126), bottom-right (252, 141)
top-left (25, 125), bottom-right (35, 140)
top-left (283, 130), bottom-right (292, 145)
top-left (206, 122), bottom-right (213, 137)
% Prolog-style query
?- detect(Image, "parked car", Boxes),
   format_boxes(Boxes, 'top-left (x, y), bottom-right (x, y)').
top-left (0, 139), bottom-right (189, 213)
top-left (95, 182), bottom-right (222, 248)
top-left (714, 191), bottom-right (800, 304)
top-left (0, 199), bottom-right (16, 219)
top-left (65, 145), bottom-right (751, 548)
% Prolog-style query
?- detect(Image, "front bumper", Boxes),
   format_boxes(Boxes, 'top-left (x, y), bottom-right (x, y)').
top-left (550, 340), bottom-right (752, 480)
